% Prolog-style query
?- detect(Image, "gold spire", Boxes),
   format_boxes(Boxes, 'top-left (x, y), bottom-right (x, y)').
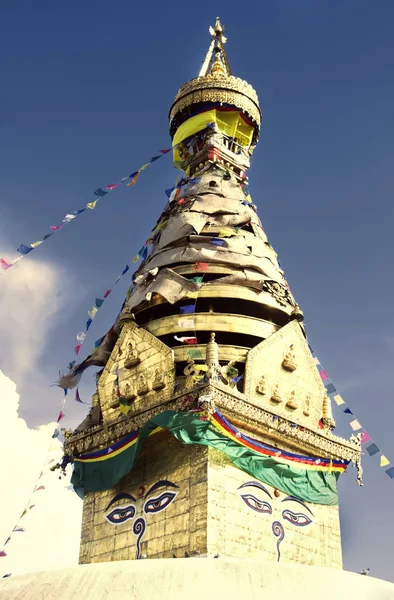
top-left (199, 17), bottom-right (232, 77)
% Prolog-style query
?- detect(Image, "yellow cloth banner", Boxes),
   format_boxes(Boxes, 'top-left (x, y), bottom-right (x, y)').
top-left (380, 455), bottom-right (390, 467)
top-left (173, 109), bottom-right (254, 167)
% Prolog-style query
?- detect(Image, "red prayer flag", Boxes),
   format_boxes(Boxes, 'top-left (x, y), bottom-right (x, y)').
top-left (194, 262), bottom-right (208, 272)
top-left (106, 184), bottom-right (119, 191)
top-left (0, 551), bottom-right (7, 557)
top-left (177, 198), bottom-right (185, 205)
top-left (74, 344), bottom-right (82, 355)
top-left (50, 225), bottom-right (64, 231)
top-left (360, 432), bottom-right (371, 445)
top-left (57, 411), bottom-right (65, 423)
top-left (103, 289), bottom-right (111, 298)
top-left (184, 337), bottom-right (198, 344)
top-left (0, 258), bottom-right (12, 270)
top-left (36, 485), bottom-right (45, 491)
top-left (319, 370), bottom-right (328, 381)
top-left (159, 149), bottom-right (171, 154)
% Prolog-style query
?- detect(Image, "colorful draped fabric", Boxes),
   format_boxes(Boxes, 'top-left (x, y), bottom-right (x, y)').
top-left (71, 410), bottom-right (348, 505)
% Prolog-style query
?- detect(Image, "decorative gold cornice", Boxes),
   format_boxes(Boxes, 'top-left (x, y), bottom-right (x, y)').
top-left (64, 383), bottom-right (360, 469)
top-left (169, 74), bottom-right (261, 131)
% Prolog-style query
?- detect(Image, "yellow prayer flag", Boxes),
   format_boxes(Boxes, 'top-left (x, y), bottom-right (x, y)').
top-left (87, 200), bottom-right (98, 210)
top-left (132, 254), bottom-right (139, 263)
top-left (31, 240), bottom-right (43, 248)
top-left (333, 394), bottom-right (345, 405)
top-left (185, 291), bottom-right (198, 299)
top-left (219, 228), bottom-right (232, 238)
top-left (380, 455), bottom-right (390, 467)
top-left (139, 163), bottom-right (150, 171)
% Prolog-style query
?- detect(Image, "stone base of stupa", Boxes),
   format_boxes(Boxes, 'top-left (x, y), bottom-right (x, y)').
top-left (1, 558), bottom-right (394, 599)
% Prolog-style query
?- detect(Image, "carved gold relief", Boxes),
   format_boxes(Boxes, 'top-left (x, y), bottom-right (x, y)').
top-left (256, 375), bottom-right (266, 395)
top-left (124, 341), bottom-right (140, 369)
top-left (303, 394), bottom-right (311, 417)
top-left (286, 391), bottom-right (298, 410)
top-left (282, 344), bottom-right (297, 372)
top-left (270, 384), bottom-right (282, 404)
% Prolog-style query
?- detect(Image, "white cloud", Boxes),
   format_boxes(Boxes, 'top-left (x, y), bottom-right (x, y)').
top-left (0, 370), bottom-right (82, 576)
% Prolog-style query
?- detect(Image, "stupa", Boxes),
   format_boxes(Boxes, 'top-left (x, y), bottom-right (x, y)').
top-left (3, 18), bottom-right (394, 600)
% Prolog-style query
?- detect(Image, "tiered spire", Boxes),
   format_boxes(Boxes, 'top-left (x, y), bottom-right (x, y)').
top-left (199, 17), bottom-right (232, 77)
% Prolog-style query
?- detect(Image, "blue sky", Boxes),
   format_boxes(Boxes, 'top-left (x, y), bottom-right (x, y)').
top-left (1, 0), bottom-right (394, 581)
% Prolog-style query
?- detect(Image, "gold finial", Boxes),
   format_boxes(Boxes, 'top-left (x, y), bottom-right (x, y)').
top-left (199, 17), bottom-right (231, 77)
top-left (210, 51), bottom-right (225, 76)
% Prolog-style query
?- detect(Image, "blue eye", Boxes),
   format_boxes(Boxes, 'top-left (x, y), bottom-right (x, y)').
top-left (105, 504), bottom-right (135, 524)
top-left (282, 510), bottom-right (312, 527)
top-left (241, 494), bottom-right (272, 514)
top-left (144, 492), bottom-right (177, 514)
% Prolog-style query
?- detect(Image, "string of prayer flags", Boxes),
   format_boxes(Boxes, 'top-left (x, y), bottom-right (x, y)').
top-left (309, 344), bottom-right (394, 481)
top-left (0, 145), bottom-right (171, 272)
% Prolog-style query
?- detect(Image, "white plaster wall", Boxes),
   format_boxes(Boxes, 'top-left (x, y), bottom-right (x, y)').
top-left (1, 558), bottom-right (393, 600)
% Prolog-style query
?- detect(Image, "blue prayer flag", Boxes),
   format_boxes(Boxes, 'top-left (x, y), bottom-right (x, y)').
top-left (180, 304), bottom-right (195, 314)
top-left (139, 246), bottom-right (148, 260)
top-left (95, 298), bottom-right (104, 308)
top-left (94, 188), bottom-right (108, 197)
top-left (211, 238), bottom-right (225, 246)
top-left (129, 172), bottom-right (139, 179)
top-left (95, 336), bottom-right (105, 348)
top-left (165, 186), bottom-right (175, 198)
top-left (150, 155), bottom-right (161, 162)
top-left (41, 233), bottom-right (53, 241)
top-left (86, 318), bottom-right (93, 331)
top-left (343, 408), bottom-right (353, 415)
top-left (385, 467), bottom-right (394, 479)
top-left (17, 244), bottom-right (33, 255)
top-left (122, 265), bottom-right (130, 276)
top-left (73, 209), bottom-right (86, 215)
top-left (325, 383), bottom-right (336, 395)
top-left (366, 443), bottom-right (379, 456)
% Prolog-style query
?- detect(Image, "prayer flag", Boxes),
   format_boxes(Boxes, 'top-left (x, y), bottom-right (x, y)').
top-left (95, 336), bottom-right (104, 348)
top-left (106, 184), bottom-right (119, 191)
top-left (86, 318), bottom-right (93, 331)
top-left (160, 148), bottom-right (171, 154)
top-left (194, 262), bottom-right (208, 272)
top-left (385, 467), bottom-right (394, 479)
top-left (17, 244), bottom-right (33, 255)
top-left (52, 429), bottom-right (59, 439)
top-left (139, 246), bottom-right (148, 260)
top-left (132, 254), bottom-right (139, 263)
top-left (343, 407), bottom-right (353, 415)
top-left (30, 240), bottom-right (43, 248)
top-left (188, 349), bottom-right (203, 359)
top-left (177, 198), bottom-right (185, 205)
top-left (76, 332), bottom-right (86, 342)
top-left (349, 419), bottom-right (362, 431)
top-left (139, 163), bottom-right (150, 171)
top-left (174, 335), bottom-right (198, 344)
top-left (94, 188), bottom-right (108, 197)
top-left (127, 172), bottom-right (140, 186)
top-left (0, 258), bottom-right (12, 270)
top-left (36, 485), bottom-right (45, 491)
top-left (325, 383), bottom-right (336, 395)
top-left (95, 298), bottom-right (104, 308)
top-left (180, 304), bottom-right (195, 314)
top-left (333, 394), bottom-right (345, 406)
top-left (219, 228), bottom-right (232, 237)
top-left (73, 209), bottom-right (86, 215)
top-left (190, 276), bottom-right (203, 283)
top-left (366, 443), bottom-right (379, 456)
top-left (63, 214), bottom-right (76, 223)
top-left (185, 291), bottom-right (198, 299)
top-left (211, 238), bottom-right (225, 246)
top-left (119, 403), bottom-right (131, 415)
top-left (150, 155), bottom-right (161, 162)
top-left (50, 225), bottom-right (63, 231)
top-left (308, 344), bottom-right (315, 355)
top-left (103, 289), bottom-right (111, 298)
top-left (165, 186), bottom-right (175, 198)
top-left (75, 387), bottom-right (83, 403)
top-left (42, 233), bottom-right (53, 240)
top-left (0, 551), bottom-right (7, 557)
top-left (88, 306), bottom-right (98, 319)
top-left (122, 265), bottom-right (129, 276)
top-left (203, 249), bottom-right (216, 258)
top-left (319, 370), bottom-right (328, 381)
top-left (87, 200), bottom-right (98, 209)
top-left (57, 411), bottom-right (65, 423)
top-left (380, 455), bottom-right (390, 467)
top-left (178, 318), bottom-right (195, 329)
top-left (188, 177), bottom-right (201, 184)
top-left (360, 432), bottom-right (371, 445)
top-left (233, 375), bottom-right (243, 383)
top-left (74, 344), bottom-right (82, 355)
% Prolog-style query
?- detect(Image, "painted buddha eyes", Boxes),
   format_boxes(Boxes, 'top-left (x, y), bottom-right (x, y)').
top-left (105, 505), bottom-right (135, 524)
top-left (240, 493), bottom-right (272, 514)
top-left (282, 510), bottom-right (312, 527)
top-left (144, 491), bottom-right (177, 514)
